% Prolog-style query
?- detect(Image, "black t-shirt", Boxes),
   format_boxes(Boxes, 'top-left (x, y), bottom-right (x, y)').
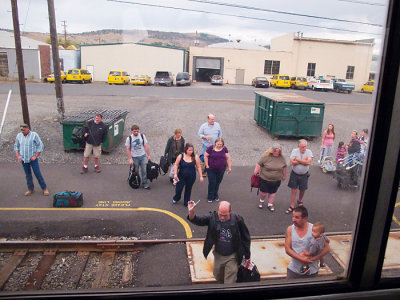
top-left (214, 221), bottom-right (235, 256)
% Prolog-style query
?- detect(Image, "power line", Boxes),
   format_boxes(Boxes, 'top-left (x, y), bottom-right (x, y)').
top-left (187, 0), bottom-right (382, 27)
top-left (107, 0), bottom-right (382, 35)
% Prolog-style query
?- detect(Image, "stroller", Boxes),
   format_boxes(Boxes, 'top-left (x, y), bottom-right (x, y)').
top-left (320, 156), bottom-right (336, 173)
top-left (334, 153), bottom-right (364, 190)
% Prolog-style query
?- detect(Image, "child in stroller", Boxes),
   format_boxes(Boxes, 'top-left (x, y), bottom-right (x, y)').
top-left (320, 156), bottom-right (336, 173)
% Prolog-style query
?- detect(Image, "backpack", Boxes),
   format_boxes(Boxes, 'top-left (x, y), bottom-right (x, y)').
top-left (251, 174), bottom-right (260, 195)
top-left (53, 191), bottom-right (83, 207)
top-left (128, 163), bottom-right (141, 189)
top-left (71, 126), bottom-right (85, 145)
top-left (147, 160), bottom-right (160, 182)
top-left (159, 155), bottom-right (169, 175)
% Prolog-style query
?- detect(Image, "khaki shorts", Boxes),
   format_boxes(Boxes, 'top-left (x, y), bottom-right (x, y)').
top-left (84, 143), bottom-right (101, 158)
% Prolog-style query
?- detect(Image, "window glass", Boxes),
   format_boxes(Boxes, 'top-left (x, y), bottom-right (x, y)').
top-left (346, 66), bottom-right (355, 79)
top-left (307, 63), bottom-right (316, 76)
top-left (0, 0), bottom-right (392, 296)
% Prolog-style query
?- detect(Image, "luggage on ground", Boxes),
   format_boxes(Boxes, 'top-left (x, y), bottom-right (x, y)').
top-left (53, 191), bottom-right (83, 207)
top-left (128, 163), bottom-right (141, 189)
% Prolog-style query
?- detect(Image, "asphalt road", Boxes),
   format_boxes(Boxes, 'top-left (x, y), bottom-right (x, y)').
top-left (0, 80), bottom-right (395, 241)
top-left (0, 81), bottom-right (375, 104)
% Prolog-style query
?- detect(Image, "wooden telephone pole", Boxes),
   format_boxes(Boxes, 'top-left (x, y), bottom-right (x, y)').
top-left (11, 0), bottom-right (30, 127)
top-left (47, 0), bottom-right (65, 119)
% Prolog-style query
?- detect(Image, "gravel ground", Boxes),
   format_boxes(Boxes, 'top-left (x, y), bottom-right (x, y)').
top-left (0, 94), bottom-right (373, 167)
top-left (2, 253), bottom-right (42, 292)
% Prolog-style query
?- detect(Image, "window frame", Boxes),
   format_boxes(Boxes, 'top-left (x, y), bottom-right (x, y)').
top-left (307, 62), bottom-right (316, 76)
top-left (264, 60), bottom-right (280, 75)
top-left (346, 65), bottom-right (355, 79)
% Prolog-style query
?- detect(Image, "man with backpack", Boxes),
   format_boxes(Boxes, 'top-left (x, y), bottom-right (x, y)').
top-left (125, 125), bottom-right (152, 189)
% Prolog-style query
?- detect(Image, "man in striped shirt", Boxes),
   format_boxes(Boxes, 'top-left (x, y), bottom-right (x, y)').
top-left (14, 124), bottom-right (49, 196)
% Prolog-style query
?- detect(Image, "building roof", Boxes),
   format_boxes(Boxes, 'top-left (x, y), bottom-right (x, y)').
top-left (0, 30), bottom-right (48, 49)
top-left (208, 40), bottom-right (268, 50)
top-left (294, 35), bottom-right (374, 46)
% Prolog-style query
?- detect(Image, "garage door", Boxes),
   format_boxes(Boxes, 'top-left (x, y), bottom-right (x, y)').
top-left (196, 58), bottom-right (220, 70)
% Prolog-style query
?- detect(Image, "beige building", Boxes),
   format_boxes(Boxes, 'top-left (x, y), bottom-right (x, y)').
top-left (80, 43), bottom-right (188, 82)
top-left (189, 33), bottom-right (374, 90)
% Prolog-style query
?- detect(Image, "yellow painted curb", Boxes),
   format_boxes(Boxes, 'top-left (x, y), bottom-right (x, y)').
top-left (0, 207), bottom-right (192, 239)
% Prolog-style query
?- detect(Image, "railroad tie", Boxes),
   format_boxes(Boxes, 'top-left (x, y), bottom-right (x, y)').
top-left (0, 249), bottom-right (27, 289)
top-left (25, 249), bottom-right (57, 290)
top-left (91, 252), bottom-right (116, 289)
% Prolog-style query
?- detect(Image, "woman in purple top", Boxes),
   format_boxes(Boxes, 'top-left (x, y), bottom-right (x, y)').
top-left (204, 138), bottom-right (231, 203)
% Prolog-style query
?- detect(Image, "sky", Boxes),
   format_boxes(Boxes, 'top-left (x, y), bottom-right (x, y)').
top-left (0, 0), bottom-right (389, 52)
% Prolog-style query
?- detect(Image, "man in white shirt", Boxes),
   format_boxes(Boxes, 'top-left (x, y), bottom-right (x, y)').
top-left (286, 139), bottom-right (313, 214)
top-left (125, 124), bottom-right (152, 189)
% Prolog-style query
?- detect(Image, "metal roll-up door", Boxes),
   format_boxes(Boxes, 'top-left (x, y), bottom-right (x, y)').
top-left (196, 58), bottom-right (220, 70)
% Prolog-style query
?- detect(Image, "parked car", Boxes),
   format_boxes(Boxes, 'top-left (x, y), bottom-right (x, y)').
top-left (290, 76), bottom-right (308, 89)
top-left (332, 78), bottom-right (355, 93)
top-left (131, 74), bottom-right (152, 85)
top-left (307, 76), bottom-right (333, 91)
top-left (361, 80), bottom-right (374, 93)
top-left (252, 77), bottom-right (269, 88)
top-left (46, 71), bottom-right (66, 83)
top-left (176, 72), bottom-right (191, 86)
top-left (66, 69), bottom-right (92, 84)
top-left (270, 74), bottom-right (290, 88)
top-left (211, 75), bottom-right (223, 85)
top-left (107, 71), bottom-right (130, 85)
top-left (154, 71), bottom-right (174, 86)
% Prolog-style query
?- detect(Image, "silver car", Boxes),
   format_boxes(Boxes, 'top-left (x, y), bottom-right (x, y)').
top-left (154, 71), bottom-right (174, 86)
top-left (211, 75), bottom-right (223, 85)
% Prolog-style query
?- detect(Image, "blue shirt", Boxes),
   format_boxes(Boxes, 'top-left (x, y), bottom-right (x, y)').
top-left (14, 131), bottom-right (44, 163)
top-left (197, 122), bottom-right (222, 148)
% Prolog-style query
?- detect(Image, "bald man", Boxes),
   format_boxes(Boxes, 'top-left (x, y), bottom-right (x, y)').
top-left (188, 200), bottom-right (251, 284)
top-left (198, 113), bottom-right (222, 155)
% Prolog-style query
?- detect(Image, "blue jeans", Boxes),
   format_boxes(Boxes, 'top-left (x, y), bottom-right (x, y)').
top-left (206, 168), bottom-right (225, 201)
top-left (173, 171), bottom-right (196, 206)
top-left (132, 154), bottom-right (148, 186)
top-left (22, 159), bottom-right (47, 191)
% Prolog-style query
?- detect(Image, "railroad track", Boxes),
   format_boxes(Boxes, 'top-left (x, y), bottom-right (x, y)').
top-left (0, 239), bottom-right (193, 291)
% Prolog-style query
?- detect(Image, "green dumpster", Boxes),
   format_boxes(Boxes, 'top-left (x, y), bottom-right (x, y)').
top-left (61, 109), bottom-right (129, 152)
top-left (254, 92), bottom-right (325, 139)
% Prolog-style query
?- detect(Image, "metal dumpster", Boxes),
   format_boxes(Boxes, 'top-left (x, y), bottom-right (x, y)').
top-left (61, 109), bottom-right (129, 152)
top-left (254, 92), bottom-right (325, 139)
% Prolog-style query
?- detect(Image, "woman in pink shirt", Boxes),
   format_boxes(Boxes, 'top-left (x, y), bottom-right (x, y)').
top-left (319, 123), bottom-right (336, 165)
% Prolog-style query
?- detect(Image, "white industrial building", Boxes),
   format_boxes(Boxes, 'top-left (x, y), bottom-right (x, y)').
top-left (80, 43), bottom-right (189, 82)
top-left (190, 33), bottom-right (374, 90)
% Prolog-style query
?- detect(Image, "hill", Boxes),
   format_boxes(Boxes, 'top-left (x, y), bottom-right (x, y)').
top-left (22, 29), bottom-right (228, 49)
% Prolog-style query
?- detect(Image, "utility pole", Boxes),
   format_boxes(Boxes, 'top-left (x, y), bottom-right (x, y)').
top-left (47, 0), bottom-right (65, 119)
top-left (11, 0), bottom-right (30, 127)
top-left (61, 20), bottom-right (67, 45)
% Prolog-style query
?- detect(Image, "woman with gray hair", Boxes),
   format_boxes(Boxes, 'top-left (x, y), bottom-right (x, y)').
top-left (253, 143), bottom-right (287, 212)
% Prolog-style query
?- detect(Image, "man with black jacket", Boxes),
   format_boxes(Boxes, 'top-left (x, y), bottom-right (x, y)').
top-left (81, 113), bottom-right (107, 174)
top-left (187, 200), bottom-right (251, 283)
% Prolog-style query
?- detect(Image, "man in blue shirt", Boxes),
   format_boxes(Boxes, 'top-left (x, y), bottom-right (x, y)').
top-left (14, 124), bottom-right (49, 196)
top-left (198, 113), bottom-right (223, 155)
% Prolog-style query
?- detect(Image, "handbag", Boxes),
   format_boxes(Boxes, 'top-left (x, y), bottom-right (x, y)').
top-left (53, 191), bottom-right (83, 207)
top-left (237, 259), bottom-right (260, 283)
top-left (251, 174), bottom-right (260, 194)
